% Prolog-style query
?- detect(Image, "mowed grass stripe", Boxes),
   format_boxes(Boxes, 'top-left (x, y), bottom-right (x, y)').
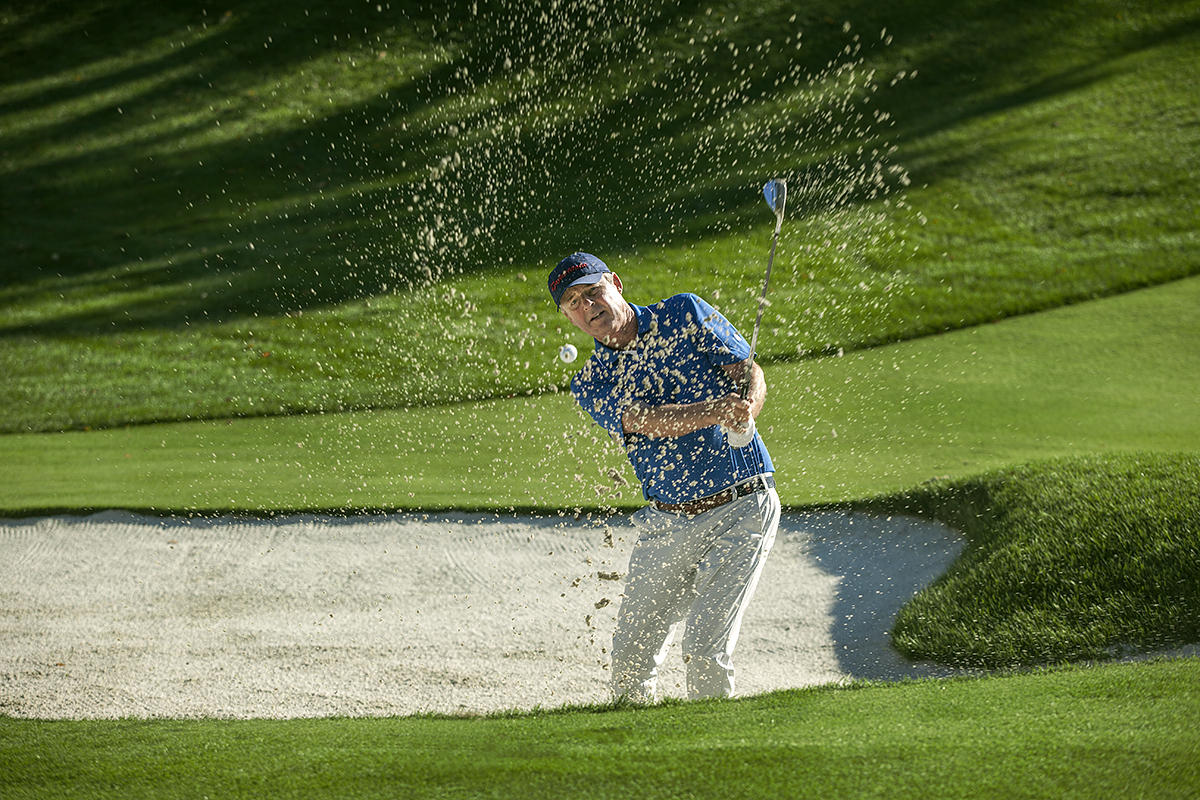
top-left (1, 276), bottom-right (1196, 515)
top-left (2, 659), bottom-right (1198, 800)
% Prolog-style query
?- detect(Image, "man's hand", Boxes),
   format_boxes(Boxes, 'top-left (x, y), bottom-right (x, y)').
top-left (718, 359), bottom-right (765, 418)
top-left (708, 393), bottom-right (753, 433)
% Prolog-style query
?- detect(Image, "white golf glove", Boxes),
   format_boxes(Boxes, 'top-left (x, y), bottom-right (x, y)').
top-left (724, 419), bottom-right (756, 449)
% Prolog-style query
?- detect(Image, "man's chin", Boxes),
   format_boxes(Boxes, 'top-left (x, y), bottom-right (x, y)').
top-left (594, 327), bottom-right (619, 345)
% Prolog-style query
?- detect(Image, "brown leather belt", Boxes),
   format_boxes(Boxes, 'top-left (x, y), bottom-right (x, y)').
top-left (654, 475), bottom-right (775, 516)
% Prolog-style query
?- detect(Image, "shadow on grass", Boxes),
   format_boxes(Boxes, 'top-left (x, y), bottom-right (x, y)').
top-left (6, 0), bottom-right (1192, 336)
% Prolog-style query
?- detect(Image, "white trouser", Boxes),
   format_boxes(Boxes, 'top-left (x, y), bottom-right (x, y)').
top-left (611, 485), bottom-right (781, 702)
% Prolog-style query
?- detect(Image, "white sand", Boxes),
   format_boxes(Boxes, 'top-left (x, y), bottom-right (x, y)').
top-left (0, 509), bottom-right (969, 719)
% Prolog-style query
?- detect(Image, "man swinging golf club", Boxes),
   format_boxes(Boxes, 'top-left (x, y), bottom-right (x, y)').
top-left (549, 181), bottom-right (787, 702)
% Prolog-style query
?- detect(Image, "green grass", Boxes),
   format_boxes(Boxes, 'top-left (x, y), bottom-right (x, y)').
top-left (871, 452), bottom-right (1200, 669)
top-left (2, 275), bottom-right (1196, 514)
top-left (2, 0), bottom-right (1198, 432)
top-left (3, 659), bottom-right (1199, 800)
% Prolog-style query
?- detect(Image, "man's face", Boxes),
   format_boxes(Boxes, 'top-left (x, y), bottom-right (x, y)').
top-left (559, 273), bottom-right (632, 345)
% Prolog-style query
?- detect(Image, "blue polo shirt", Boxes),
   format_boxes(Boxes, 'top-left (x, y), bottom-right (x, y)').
top-left (571, 293), bottom-right (774, 504)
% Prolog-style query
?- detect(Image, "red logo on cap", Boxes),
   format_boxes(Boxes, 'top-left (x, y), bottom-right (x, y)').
top-left (550, 264), bottom-right (589, 292)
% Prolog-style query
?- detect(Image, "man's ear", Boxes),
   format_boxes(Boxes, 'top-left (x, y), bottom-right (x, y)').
top-left (611, 273), bottom-right (624, 294)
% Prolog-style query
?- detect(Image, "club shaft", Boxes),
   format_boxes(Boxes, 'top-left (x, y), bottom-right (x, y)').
top-left (741, 216), bottom-right (781, 399)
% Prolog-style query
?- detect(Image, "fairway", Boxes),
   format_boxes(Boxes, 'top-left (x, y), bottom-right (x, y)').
top-left (2, 276), bottom-right (1196, 513)
top-left (4, 659), bottom-right (1199, 800)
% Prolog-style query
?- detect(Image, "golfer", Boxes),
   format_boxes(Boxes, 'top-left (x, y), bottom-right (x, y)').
top-left (549, 252), bottom-right (781, 702)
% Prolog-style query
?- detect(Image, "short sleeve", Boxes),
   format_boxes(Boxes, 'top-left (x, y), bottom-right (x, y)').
top-left (679, 294), bottom-right (751, 365)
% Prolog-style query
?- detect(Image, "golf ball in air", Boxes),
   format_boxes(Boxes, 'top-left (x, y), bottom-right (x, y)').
top-left (559, 344), bottom-right (578, 363)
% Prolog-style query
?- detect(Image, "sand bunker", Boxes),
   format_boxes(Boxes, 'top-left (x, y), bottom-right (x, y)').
top-left (0, 509), bottom-right (968, 719)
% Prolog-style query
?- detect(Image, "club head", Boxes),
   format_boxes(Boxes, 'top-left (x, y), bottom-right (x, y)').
top-left (763, 179), bottom-right (787, 217)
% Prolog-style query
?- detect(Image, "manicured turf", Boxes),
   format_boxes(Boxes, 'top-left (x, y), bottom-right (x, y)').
top-left (2, 0), bottom-right (1198, 432)
top-left (3, 659), bottom-right (1198, 800)
top-left (877, 452), bottom-right (1200, 668)
top-left (2, 276), bottom-right (1196, 514)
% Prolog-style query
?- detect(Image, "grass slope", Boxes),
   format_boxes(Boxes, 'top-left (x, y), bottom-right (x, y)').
top-left (2, 275), bottom-right (1196, 514)
top-left (873, 452), bottom-right (1200, 668)
top-left (3, 659), bottom-right (1199, 800)
top-left (2, 0), bottom-right (1198, 432)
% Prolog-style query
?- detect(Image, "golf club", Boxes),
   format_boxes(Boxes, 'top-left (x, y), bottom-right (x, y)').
top-left (726, 178), bottom-right (787, 448)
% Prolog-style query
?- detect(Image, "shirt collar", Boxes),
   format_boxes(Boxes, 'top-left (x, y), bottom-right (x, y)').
top-left (593, 303), bottom-right (654, 362)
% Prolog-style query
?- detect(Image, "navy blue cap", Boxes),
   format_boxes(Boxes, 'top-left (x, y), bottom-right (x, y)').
top-left (548, 252), bottom-right (610, 307)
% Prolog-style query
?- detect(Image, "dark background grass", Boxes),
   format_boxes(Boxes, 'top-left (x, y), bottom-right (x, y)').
top-left (3, 0), bottom-right (1198, 431)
